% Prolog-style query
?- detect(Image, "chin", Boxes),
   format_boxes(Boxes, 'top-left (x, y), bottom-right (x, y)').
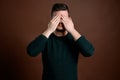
top-left (57, 27), bottom-right (64, 30)
top-left (56, 27), bottom-right (66, 32)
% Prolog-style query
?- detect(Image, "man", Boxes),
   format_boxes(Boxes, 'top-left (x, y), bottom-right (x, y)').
top-left (27, 3), bottom-right (94, 80)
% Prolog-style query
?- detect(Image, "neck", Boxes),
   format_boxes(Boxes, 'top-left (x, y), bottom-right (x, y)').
top-left (54, 30), bottom-right (68, 37)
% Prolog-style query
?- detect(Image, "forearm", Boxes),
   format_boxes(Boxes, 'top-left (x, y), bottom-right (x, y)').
top-left (75, 35), bottom-right (94, 57)
top-left (42, 28), bottom-right (53, 38)
top-left (69, 29), bottom-right (82, 41)
top-left (42, 14), bottom-right (61, 38)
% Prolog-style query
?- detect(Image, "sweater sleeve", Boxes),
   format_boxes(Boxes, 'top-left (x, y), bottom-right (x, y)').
top-left (75, 36), bottom-right (95, 57)
top-left (27, 34), bottom-right (48, 57)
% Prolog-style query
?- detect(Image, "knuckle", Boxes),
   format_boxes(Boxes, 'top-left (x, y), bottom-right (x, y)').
top-left (50, 21), bottom-right (54, 24)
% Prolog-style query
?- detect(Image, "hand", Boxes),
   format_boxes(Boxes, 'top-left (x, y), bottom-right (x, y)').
top-left (48, 15), bottom-right (61, 33)
top-left (61, 15), bottom-right (81, 41)
top-left (61, 15), bottom-right (75, 33)
top-left (42, 15), bottom-right (61, 38)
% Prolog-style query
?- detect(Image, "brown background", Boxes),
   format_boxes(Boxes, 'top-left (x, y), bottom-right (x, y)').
top-left (0, 0), bottom-right (120, 80)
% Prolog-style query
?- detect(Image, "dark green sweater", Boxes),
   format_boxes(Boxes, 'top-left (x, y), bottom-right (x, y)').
top-left (27, 33), bottom-right (94, 80)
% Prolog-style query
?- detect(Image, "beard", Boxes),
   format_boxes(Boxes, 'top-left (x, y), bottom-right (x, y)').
top-left (56, 23), bottom-right (66, 32)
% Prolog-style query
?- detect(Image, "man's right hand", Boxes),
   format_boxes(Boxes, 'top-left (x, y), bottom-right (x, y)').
top-left (48, 15), bottom-right (61, 32)
top-left (42, 15), bottom-right (61, 38)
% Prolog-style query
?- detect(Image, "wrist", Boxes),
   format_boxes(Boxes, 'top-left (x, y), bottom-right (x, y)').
top-left (68, 28), bottom-right (76, 34)
top-left (69, 29), bottom-right (82, 41)
top-left (42, 28), bottom-right (53, 38)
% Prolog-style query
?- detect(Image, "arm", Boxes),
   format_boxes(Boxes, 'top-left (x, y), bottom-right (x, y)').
top-left (70, 29), bottom-right (94, 57)
top-left (61, 15), bottom-right (81, 41)
top-left (61, 15), bottom-right (94, 57)
top-left (27, 34), bottom-right (48, 57)
top-left (42, 15), bottom-right (61, 38)
top-left (75, 35), bottom-right (94, 57)
top-left (67, 26), bottom-right (94, 57)
top-left (27, 15), bottom-right (61, 56)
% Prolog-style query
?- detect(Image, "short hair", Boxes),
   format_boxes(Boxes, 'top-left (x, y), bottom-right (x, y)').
top-left (51, 3), bottom-right (70, 17)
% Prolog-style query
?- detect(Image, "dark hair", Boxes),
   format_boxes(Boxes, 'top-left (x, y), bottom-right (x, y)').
top-left (51, 3), bottom-right (70, 17)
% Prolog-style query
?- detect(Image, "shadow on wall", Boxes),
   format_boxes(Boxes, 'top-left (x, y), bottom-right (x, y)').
top-left (0, 28), bottom-right (42, 80)
top-left (1, 31), bottom-right (26, 80)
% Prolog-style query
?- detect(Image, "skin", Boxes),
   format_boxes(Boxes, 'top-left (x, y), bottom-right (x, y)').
top-left (42, 10), bottom-right (81, 41)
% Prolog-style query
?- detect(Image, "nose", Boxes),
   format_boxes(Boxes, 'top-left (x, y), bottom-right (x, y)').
top-left (60, 18), bottom-right (62, 22)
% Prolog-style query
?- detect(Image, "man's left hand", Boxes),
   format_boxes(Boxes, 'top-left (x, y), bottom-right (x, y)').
top-left (61, 15), bottom-right (75, 33)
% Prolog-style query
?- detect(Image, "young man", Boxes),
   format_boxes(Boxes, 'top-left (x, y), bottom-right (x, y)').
top-left (27, 3), bottom-right (94, 80)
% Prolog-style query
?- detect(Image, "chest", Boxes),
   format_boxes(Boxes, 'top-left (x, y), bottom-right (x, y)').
top-left (43, 39), bottom-right (78, 62)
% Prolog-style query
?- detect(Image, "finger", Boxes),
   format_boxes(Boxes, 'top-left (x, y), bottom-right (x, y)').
top-left (51, 15), bottom-right (61, 22)
top-left (54, 15), bottom-right (62, 22)
top-left (61, 15), bottom-right (68, 18)
top-left (61, 15), bottom-right (71, 20)
top-left (50, 15), bottom-right (59, 23)
top-left (61, 16), bottom-right (66, 24)
top-left (61, 15), bottom-right (65, 20)
top-left (61, 16), bottom-right (68, 23)
top-left (50, 15), bottom-right (59, 22)
top-left (55, 17), bottom-right (61, 25)
top-left (53, 19), bottom-right (60, 29)
top-left (54, 16), bottom-right (61, 23)
top-left (52, 16), bottom-right (61, 27)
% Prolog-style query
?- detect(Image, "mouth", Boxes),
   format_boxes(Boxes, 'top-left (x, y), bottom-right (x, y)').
top-left (56, 22), bottom-right (66, 32)
top-left (58, 22), bottom-right (64, 26)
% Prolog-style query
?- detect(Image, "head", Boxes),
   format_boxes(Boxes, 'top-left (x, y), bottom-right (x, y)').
top-left (51, 3), bottom-right (70, 31)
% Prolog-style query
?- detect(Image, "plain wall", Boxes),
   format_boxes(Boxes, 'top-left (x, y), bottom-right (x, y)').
top-left (0, 0), bottom-right (120, 80)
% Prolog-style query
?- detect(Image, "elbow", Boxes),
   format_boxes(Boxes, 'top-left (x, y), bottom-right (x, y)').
top-left (82, 47), bottom-right (95, 57)
top-left (27, 45), bottom-right (38, 57)
top-left (87, 48), bottom-right (95, 57)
